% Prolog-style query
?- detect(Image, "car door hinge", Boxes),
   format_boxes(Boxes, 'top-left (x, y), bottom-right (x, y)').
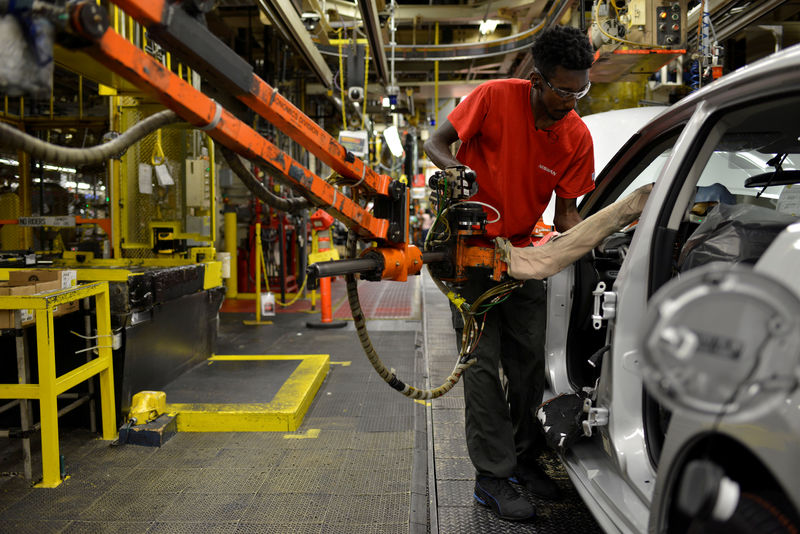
top-left (582, 398), bottom-right (609, 437)
top-left (591, 281), bottom-right (616, 330)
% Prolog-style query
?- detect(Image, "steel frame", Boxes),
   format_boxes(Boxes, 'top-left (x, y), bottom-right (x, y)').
top-left (0, 282), bottom-right (117, 488)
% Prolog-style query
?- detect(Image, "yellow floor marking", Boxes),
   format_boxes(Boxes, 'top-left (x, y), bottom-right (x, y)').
top-left (414, 400), bottom-right (431, 406)
top-left (242, 320), bottom-right (273, 325)
top-left (330, 361), bottom-right (351, 366)
top-left (210, 355), bottom-right (328, 361)
top-left (167, 354), bottom-right (329, 432)
top-left (283, 428), bottom-right (321, 439)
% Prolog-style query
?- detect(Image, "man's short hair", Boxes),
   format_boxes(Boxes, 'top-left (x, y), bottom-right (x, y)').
top-left (531, 26), bottom-right (594, 78)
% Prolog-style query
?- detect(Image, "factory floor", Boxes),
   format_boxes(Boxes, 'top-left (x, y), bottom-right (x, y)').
top-left (0, 272), bottom-right (601, 533)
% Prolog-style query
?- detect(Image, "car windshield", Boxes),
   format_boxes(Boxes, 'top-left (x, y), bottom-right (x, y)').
top-left (620, 147), bottom-right (800, 206)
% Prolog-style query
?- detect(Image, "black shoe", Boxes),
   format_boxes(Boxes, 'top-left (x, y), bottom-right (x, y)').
top-left (474, 476), bottom-right (536, 521)
top-left (510, 462), bottom-right (562, 500)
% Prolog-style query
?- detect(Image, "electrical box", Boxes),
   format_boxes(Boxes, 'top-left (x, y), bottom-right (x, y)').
top-left (591, 0), bottom-right (688, 83)
top-left (629, 0), bottom-right (647, 26)
top-left (186, 215), bottom-right (211, 246)
top-left (185, 157), bottom-right (210, 208)
top-left (338, 130), bottom-right (369, 159)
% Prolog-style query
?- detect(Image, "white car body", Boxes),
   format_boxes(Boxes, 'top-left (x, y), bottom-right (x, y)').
top-left (545, 44), bottom-right (800, 533)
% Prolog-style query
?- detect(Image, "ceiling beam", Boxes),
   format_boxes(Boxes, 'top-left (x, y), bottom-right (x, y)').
top-left (257, 0), bottom-right (334, 87)
top-left (687, 0), bottom-right (789, 44)
top-left (393, 0), bottom-right (540, 24)
top-left (358, 0), bottom-right (389, 87)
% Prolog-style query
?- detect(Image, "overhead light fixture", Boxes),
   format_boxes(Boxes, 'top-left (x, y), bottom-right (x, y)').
top-left (383, 125), bottom-right (404, 158)
top-left (0, 157), bottom-right (76, 174)
top-left (479, 19), bottom-right (500, 36)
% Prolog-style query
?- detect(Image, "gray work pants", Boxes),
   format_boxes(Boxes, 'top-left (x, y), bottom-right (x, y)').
top-left (451, 275), bottom-right (547, 478)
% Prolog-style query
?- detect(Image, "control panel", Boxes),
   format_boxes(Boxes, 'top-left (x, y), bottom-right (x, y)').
top-left (656, 2), bottom-right (683, 46)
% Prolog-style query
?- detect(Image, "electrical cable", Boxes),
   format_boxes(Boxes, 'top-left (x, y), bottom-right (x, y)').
top-left (454, 200), bottom-right (501, 224)
top-left (275, 274), bottom-right (308, 307)
top-left (258, 241), bottom-right (309, 307)
top-left (0, 109), bottom-right (182, 166)
top-left (220, 147), bottom-right (310, 213)
top-left (345, 228), bottom-right (487, 399)
top-left (343, 172), bottom-right (523, 400)
top-left (689, 60), bottom-right (700, 92)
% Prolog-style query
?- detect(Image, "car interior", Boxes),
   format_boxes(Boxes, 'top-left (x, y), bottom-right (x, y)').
top-left (563, 94), bottom-right (800, 464)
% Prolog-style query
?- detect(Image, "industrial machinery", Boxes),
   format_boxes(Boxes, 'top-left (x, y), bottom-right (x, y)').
top-left (589, 0), bottom-right (689, 83)
top-left (0, 0), bottom-right (511, 400)
top-left (0, 0), bottom-right (644, 400)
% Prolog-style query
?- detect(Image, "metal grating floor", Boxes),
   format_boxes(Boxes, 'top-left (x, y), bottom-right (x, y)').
top-left (422, 271), bottom-right (603, 534)
top-left (0, 274), bottom-right (602, 533)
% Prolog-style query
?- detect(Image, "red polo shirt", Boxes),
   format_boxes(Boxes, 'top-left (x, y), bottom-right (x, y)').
top-left (448, 78), bottom-right (595, 246)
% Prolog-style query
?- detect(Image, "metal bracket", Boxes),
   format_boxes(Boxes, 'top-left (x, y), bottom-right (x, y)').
top-left (581, 398), bottom-right (609, 437)
top-left (591, 281), bottom-right (617, 330)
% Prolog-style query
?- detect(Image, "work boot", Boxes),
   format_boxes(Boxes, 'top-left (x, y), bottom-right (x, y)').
top-left (510, 462), bottom-right (562, 500)
top-left (473, 475), bottom-right (536, 521)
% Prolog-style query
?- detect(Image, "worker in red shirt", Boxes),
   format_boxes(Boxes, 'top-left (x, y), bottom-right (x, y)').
top-left (423, 25), bottom-right (595, 522)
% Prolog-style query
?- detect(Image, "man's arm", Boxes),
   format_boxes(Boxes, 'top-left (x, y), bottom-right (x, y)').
top-left (423, 119), bottom-right (462, 169)
top-left (553, 196), bottom-right (583, 232)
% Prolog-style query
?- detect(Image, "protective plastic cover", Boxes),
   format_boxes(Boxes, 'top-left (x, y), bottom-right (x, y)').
top-left (0, 15), bottom-right (54, 98)
top-left (679, 202), bottom-right (799, 271)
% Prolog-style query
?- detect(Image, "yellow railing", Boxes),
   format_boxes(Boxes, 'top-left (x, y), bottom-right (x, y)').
top-left (0, 282), bottom-right (117, 488)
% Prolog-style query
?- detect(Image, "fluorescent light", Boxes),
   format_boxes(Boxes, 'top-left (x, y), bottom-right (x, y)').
top-left (0, 157), bottom-right (76, 174)
top-left (479, 19), bottom-right (500, 35)
top-left (383, 126), bottom-right (404, 158)
top-left (42, 163), bottom-right (77, 174)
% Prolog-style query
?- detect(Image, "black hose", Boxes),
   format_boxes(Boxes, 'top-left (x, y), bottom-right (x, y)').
top-left (0, 109), bottom-right (182, 165)
top-left (345, 231), bottom-right (476, 400)
top-left (220, 147), bottom-right (310, 214)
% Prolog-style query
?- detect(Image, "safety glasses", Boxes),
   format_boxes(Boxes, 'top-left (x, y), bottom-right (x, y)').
top-left (534, 69), bottom-right (591, 100)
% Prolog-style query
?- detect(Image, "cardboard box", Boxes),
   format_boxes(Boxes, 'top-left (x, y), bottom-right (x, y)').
top-left (0, 271), bottom-right (80, 329)
top-left (9, 269), bottom-right (77, 289)
top-left (0, 282), bottom-right (36, 329)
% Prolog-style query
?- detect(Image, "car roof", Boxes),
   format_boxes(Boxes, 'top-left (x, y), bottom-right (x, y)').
top-left (582, 106), bottom-right (669, 173)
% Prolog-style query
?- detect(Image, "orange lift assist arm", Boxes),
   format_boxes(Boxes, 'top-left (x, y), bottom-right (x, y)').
top-left (72, 7), bottom-right (384, 239)
top-left (111, 0), bottom-right (391, 199)
top-left (66, 2), bottom-right (428, 284)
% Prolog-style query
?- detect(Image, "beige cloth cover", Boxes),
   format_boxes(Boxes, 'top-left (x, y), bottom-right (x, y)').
top-left (495, 184), bottom-right (653, 280)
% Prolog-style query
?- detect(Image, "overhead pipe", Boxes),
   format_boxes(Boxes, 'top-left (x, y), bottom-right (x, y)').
top-left (357, 0), bottom-right (389, 86)
top-left (322, 0), bottom-right (572, 64)
top-left (687, 0), bottom-right (788, 47)
top-left (257, 0), bottom-right (333, 87)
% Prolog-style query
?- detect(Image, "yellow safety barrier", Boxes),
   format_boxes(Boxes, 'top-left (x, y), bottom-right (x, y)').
top-left (0, 282), bottom-right (117, 488)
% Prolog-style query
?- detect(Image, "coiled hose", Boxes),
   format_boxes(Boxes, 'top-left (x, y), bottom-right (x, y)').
top-left (345, 230), bottom-right (523, 400)
top-left (0, 109), bottom-right (182, 165)
top-left (220, 147), bottom-right (310, 214)
top-left (689, 60), bottom-right (700, 92)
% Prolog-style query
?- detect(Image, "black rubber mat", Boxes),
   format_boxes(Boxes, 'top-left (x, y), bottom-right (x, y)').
top-left (162, 359), bottom-right (300, 404)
